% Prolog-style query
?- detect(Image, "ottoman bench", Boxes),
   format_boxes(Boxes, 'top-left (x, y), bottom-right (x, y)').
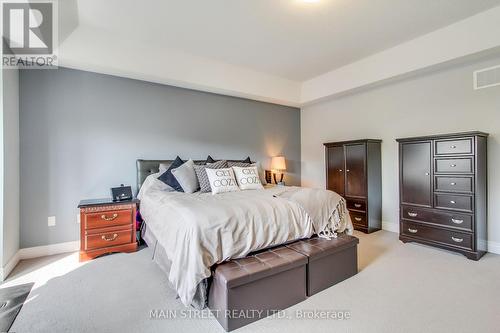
top-left (286, 234), bottom-right (359, 296)
top-left (208, 246), bottom-right (307, 331)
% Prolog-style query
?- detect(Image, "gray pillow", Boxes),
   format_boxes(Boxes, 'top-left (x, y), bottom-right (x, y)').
top-left (171, 159), bottom-right (199, 193)
top-left (227, 161), bottom-right (251, 167)
top-left (194, 160), bottom-right (228, 193)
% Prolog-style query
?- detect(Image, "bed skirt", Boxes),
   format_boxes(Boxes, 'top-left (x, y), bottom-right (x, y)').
top-left (141, 223), bottom-right (209, 309)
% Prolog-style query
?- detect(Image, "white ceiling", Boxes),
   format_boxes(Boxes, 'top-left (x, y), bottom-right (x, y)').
top-left (75, 0), bottom-right (500, 81)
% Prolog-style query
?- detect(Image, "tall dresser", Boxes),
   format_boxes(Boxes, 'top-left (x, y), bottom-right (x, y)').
top-left (397, 132), bottom-right (488, 260)
top-left (324, 139), bottom-right (382, 233)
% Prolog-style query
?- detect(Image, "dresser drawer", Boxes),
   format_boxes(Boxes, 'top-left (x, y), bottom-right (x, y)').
top-left (401, 221), bottom-right (473, 250)
top-left (401, 205), bottom-right (472, 231)
top-left (346, 198), bottom-right (366, 212)
top-left (435, 176), bottom-right (473, 193)
top-left (435, 158), bottom-right (473, 174)
top-left (435, 193), bottom-right (473, 213)
top-left (435, 138), bottom-right (473, 156)
top-left (84, 209), bottom-right (133, 229)
top-left (85, 227), bottom-right (134, 251)
top-left (350, 211), bottom-right (367, 226)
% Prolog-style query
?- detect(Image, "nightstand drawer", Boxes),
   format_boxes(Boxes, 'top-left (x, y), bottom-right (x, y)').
top-left (84, 209), bottom-right (133, 229)
top-left (85, 228), bottom-right (133, 251)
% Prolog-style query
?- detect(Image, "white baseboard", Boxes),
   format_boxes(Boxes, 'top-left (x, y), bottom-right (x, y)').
top-left (1, 251), bottom-right (21, 281)
top-left (18, 240), bottom-right (80, 260)
top-left (487, 241), bottom-right (500, 255)
top-left (1, 240), bottom-right (80, 281)
top-left (382, 221), bottom-right (399, 233)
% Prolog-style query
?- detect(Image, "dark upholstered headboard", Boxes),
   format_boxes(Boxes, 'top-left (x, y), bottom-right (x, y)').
top-left (136, 158), bottom-right (253, 192)
top-left (136, 159), bottom-right (205, 191)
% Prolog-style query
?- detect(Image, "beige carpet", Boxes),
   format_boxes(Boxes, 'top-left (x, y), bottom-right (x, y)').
top-left (4, 230), bottom-right (500, 333)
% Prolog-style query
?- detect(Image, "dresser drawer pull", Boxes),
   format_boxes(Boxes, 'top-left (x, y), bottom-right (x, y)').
top-left (450, 145), bottom-right (457, 149)
top-left (407, 212), bottom-right (418, 217)
top-left (339, 169), bottom-right (343, 172)
top-left (346, 169), bottom-right (350, 172)
top-left (451, 218), bottom-right (464, 224)
top-left (354, 217), bottom-right (362, 222)
top-left (451, 236), bottom-right (463, 243)
top-left (101, 233), bottom-right (118, 242)
top-left (450, 200), bottom-right (456, 204)
top-left (425, 172), bottom-right (430, 176)
top-left (354, 203), bottom-right (362, 208)
top-left (408, 228), bottom-right (418, 234)
top-left (101, 213), bottom-right (118, 221)
top-left (450, 164), bottom-right (457, 168)
top-left (450, 182), bottom-right (456, 186)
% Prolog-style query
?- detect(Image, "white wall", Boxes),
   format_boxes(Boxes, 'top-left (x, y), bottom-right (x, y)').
top-left (2, 68), bottom-right (20, 269)
top-left (301, 54), bottom-right (500, 249)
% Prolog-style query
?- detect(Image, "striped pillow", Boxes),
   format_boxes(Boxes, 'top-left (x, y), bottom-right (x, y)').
top-left (194, 160), bottom-right (228, 193)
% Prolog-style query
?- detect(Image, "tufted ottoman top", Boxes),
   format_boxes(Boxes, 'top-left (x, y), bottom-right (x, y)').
top-left (213, 246), bottom-right (307, 288)
top-left (286, 234), bottom-right (359, 261)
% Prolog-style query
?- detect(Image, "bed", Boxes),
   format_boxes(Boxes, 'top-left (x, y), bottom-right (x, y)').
top-left (136, 159), bottom-right (353, 308)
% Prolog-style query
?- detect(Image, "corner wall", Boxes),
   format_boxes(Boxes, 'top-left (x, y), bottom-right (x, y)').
top-left (2, 68), bottom-right (20, 274)
top-left (301, 54), bottom-right (500, 250)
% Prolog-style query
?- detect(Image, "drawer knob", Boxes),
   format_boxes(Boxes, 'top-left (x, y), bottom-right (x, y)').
top-left (408, 212), bottom-right (418, 217)
top-left (451, 218), bottom-right (464, 224)
top-left (450, 200), bottom-right (456, 204)
top-left (354, 203), bottom-right (362, 208)
top-left (450, 182), bottom-right (456, 186)
top-left (425, 172), bottom-right (430, 176)
top-left (101, 233), bottom-right (118, 242)
top-left (339, 169), bottom-right (343, 172)
top-left (450, 164), bottom-right (457, 168)
top-left (451, 236), bottom-right (463, 243)
top-left (408, 228), bottom-right (418, 234)
top-left (101, 213), bottom-right (118, 221)
top-left (346, 169), bottom-right (350, 172)
top-left (450, 145), bottom-right (457, 149)
top-left (354, 217), bottom-right (362, 222)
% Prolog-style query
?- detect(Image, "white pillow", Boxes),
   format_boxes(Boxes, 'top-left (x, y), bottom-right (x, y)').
top-left (205, 168), bottom-right (240, 195)
top-left (171, 159), bottom-right (199, 193)
top-left (232, 166), bottom-right (264, 190)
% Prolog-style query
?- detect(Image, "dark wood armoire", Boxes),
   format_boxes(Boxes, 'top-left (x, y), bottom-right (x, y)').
top-left (397, 132), bottom-right (488, 260)
top-left (324, 139), bottom-right (382, 233)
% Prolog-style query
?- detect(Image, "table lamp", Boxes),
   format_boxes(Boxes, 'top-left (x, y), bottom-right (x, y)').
top-left (271, 156), bottom-right (287, 185)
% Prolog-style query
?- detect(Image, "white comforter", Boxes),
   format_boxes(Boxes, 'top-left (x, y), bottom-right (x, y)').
top-left (138, 175), bottom-right (352, 306)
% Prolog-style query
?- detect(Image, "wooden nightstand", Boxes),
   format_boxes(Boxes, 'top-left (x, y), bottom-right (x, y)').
top-left (78, 198), bottom-right (139, 261)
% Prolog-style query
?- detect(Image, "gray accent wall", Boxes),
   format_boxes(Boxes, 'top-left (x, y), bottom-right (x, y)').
top-left (20, 68), bottom-right (300, 248)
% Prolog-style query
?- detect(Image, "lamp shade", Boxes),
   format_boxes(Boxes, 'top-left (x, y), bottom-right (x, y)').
top-left (271, 156), bottom-right (286, 171)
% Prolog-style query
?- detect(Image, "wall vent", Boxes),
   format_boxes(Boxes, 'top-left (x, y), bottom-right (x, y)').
top-left (473, 65), bottom-right (500, 90)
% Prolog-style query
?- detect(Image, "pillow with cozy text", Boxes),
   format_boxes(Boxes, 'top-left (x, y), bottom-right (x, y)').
top-left (205, 168), bottom-right (240, 195)
top-left (232, 166), bottom-right (264, 190)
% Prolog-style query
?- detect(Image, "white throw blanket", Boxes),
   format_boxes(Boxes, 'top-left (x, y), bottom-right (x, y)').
top-left (139, 177), bottom-right (352, 306)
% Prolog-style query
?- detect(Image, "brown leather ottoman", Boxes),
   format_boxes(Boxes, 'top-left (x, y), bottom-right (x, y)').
top-left (208, 246), bottom-right (307, 331)
top-left (286, 234), bottom-right (359, 296)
